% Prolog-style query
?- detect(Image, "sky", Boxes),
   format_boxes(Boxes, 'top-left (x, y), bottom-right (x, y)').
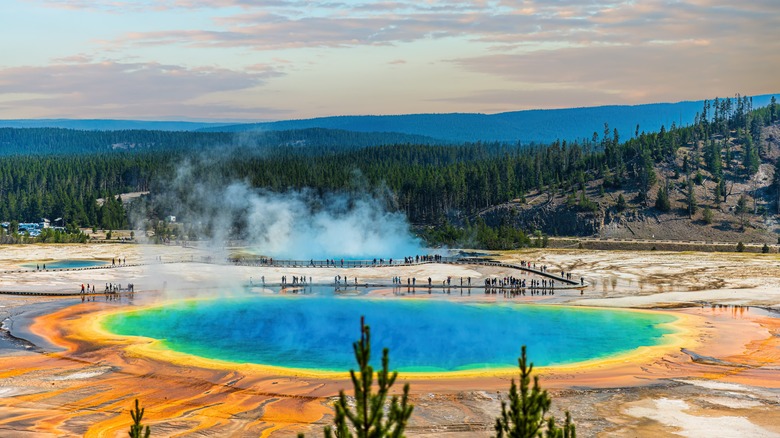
top-left (0, 0), bottom-right (777, 121)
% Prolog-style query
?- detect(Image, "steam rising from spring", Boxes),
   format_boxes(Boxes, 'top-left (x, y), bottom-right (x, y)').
top-left (144, 161), bottom-right (422, 260)
top-left (217, 184), bottom-right (422, 259)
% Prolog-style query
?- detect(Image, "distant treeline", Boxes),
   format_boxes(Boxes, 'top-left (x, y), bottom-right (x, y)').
top-left (0, 127), bottom-right (441, 156)
top-left (0, 95), bottom-right (776, 249)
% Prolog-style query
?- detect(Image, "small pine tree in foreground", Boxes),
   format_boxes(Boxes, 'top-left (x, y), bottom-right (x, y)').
top-left (495, 346), bottom-right (575, 438)
top-left (316, 316), bottom-right (413, 438)
top-left (129, 399), bottom-right (151, 438)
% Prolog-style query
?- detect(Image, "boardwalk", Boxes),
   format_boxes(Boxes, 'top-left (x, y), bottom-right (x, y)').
top-left (0, 256), bottom-right (587, 296)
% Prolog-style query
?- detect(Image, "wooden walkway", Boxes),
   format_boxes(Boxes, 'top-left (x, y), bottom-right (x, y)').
top-left (0, 258), bottom-right (587, 296)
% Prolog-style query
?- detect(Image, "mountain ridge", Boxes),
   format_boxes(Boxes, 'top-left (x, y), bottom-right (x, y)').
top-left (2, 94), bottom-right (776, 145)
top-left (197, 95), bottom-right (777, 144)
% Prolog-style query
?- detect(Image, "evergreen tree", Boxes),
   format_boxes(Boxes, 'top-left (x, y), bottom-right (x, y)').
top-left (637, 149), bottom-right (656, 205)
top-left (773, 159), bottom-right (780, 214)
top-left (495, 346), bottom-right (575, 438)
top-left (716, 178), bottom-right (726, 205)
top-left (742, 135), bottom-right (760, 177)
top-left (704, 140), bottom-right (722, 178)
top-left (736, 194), bottom-right (749, 214)
top-left (655, 185), bottom-right (671, 212)
top-left (702, 206), bottom-right (714, 224)
top-left (686, 178), bottom-right (697, 217)
top-left (736, 194), bottom-right (750, 230)
top-left (129, 399), bottom-right (151, 438)
top-left (615, 194), bottom-right (627, 212)
top-left (322, 317), bottom-right (413, 438)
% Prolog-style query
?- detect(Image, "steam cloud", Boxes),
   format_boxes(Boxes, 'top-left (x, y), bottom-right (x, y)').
top-left (216, 184), bottom-right (422, 259)
top-left (141, 162), bottom-right (423, 260)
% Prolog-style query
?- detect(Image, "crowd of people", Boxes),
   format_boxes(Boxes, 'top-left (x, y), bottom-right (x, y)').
top-left (281, 275), bottom-right (312, 285)
top-left (68, 253), bottom-right (585, 298)
top-left (235, 254), bottom-right (451, 268)
top-left (78, 282), bottom-right (135, 302)
top-left (519, 260), bottom-right (584, 285)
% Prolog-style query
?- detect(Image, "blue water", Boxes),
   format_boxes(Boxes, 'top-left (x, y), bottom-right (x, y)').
top-left (104, 296), bottom-right (676, 372)
top-left (23, 259), bottom-right (107, 269)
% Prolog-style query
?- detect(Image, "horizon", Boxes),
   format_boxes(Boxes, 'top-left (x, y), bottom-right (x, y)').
top-left (2, 1), bottom-right (777, 121)
top-left (2, 92), bottom-right (777, 125)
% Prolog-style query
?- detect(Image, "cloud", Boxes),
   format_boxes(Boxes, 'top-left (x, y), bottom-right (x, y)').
top-left (32, 0), bottom-right (780, 52)
top-left (17, 0), bottom-right (780, 116)
top-left (444, 0), bottom-right (780, 105)
top-left (120, 13), bottom-right (486, 50)
top-left (87, 0), bottom-right (776, 65)
top-left (33, 0), bottom-right (496, 13)
top-left (0, 60), bottom-right (286, 119)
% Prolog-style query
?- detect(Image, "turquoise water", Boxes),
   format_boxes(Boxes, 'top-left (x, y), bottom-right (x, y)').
top-left (23, 259), bottom-right (106, 269)
top-left (103, 296), bottom-right (676, 372)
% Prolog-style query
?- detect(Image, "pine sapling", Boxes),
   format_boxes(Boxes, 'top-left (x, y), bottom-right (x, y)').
top-left (129, 398), bottom-right (151, 438)
top-left (495, 346), bottom-right (575, 438)
top-left (323, 316), bottom-right (414, 438)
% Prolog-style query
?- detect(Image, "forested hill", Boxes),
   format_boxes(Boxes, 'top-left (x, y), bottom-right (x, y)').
top-left (0, 94), bottom-right (777, 248)
top-left (199, 94), bottom-right (777, 144)
top-left (0, 119), bottom-right (231, 131)
top-left (0, 127), bottom-right (442, 156)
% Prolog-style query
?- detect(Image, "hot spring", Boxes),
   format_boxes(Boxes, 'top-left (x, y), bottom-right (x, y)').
top-left (102, 295), bottom-right (677, 373)
top-left (23, 259), bottom-right (107, 269)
